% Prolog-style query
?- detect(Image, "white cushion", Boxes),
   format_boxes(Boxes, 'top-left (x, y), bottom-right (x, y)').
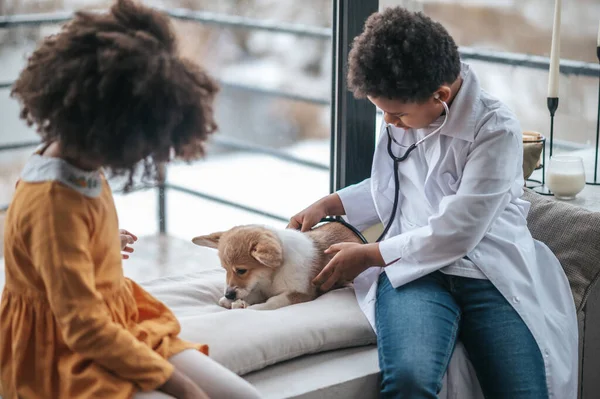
top-left (141, 248), bottom-right (377, 376)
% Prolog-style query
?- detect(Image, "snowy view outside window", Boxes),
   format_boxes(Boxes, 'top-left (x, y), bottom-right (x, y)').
top-left (1, 0), bottom-right (599, 252)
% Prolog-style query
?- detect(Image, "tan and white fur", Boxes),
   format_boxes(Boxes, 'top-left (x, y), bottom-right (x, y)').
top-left (192, 222), bottom-right (363, 311)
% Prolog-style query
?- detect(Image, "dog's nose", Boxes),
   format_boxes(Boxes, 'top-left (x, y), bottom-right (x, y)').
top-left (225, 287), bottom-right (237, 300)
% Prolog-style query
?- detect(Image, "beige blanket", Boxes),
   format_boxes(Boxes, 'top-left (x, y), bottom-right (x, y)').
top-left (141, 252), bottom-right (376, 376)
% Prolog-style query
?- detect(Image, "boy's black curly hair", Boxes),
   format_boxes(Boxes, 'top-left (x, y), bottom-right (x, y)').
top-left (347, 7), bottom-right (461, 103)
top-left (11, 0), bottom-right (219, 190)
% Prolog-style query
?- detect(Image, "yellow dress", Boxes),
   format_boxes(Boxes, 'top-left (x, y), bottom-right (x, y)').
top-left (0, 154), bottom-right (207, 398)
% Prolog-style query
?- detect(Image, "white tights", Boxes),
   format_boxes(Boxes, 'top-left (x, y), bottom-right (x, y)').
top-left (133, 350), bottom-right (262, 399)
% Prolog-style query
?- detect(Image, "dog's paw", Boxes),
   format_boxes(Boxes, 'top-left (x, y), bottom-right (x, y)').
top-left (231, 299), bottom-right (248, 309)
top-left (219, 296), bottom-right (233, 309)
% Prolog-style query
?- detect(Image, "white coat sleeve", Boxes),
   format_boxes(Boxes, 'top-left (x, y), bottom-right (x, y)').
top-left (336, 178), bottom-right (380, 232)
top-left (379, 115), bottom-right (522, 283)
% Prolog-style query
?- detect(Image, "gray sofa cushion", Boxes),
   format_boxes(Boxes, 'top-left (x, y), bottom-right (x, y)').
top-left (523, 189), bottom-right (600, 312)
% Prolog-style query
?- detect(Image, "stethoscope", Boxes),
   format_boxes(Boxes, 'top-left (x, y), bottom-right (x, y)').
top-left (318, 97), bottom-right (450, 246)
top-left (376, 97), bottom-right (450, 242)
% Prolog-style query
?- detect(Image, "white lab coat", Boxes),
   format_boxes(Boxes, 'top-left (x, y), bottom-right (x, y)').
top-left (337, 63), bottom-right (578, 399)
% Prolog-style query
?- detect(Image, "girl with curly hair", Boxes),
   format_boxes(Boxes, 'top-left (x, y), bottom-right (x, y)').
top-left (0, 1), bottom-right (261, 398)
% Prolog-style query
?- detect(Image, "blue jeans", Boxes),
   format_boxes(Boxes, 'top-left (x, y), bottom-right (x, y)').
top-left (375, 271), bottom-right (548, 399)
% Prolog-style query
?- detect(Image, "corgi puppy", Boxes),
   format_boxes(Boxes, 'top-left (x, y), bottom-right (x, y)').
top-left (191, 222), bottom-right (364, 310)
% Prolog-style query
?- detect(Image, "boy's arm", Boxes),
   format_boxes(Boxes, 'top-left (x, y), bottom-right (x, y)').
top-left (378, 115), bottom-right (521, 283)
top-left (337, 178), bottom-right (380, 232)
top-left (29, 194), bottom-right (174, 392)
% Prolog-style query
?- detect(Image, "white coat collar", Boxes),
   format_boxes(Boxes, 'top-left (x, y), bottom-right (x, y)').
top-left (20, 151), bottom-right (103, 198)
top-left (438, 62), bottom-right (480, 143)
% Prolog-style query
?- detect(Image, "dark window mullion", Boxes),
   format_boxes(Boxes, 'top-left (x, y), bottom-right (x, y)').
top-left (330, 0), bottom-right (378, 192)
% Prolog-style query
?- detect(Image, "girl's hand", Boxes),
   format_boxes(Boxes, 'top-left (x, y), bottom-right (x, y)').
top-left (119, 229), bottom-right (137, 260)
top-left (313, 242), bottom-right (385, 292)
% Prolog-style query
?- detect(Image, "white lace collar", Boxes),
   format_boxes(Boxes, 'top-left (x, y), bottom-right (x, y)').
top-left (20, 153), bottom-right (103, 198)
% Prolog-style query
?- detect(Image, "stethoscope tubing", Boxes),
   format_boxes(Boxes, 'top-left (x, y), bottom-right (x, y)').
top-left (377, 100), bottom-right (450, 242)
top-left (316, 101), bottom-right (450, 245)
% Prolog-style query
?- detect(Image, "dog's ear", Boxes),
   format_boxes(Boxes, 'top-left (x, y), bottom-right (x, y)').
top-left (192, 232), bottom-right (223, 249)
top-left (251, 233), bottom-right (283, 268)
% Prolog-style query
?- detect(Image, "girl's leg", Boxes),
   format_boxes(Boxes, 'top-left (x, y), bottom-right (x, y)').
top-left (375, 272), bottom-right (461, 399)
top-left (456, 277), bottom-right (548, 399)
top-left (133, 391), bottom-right (174, 398)
top-left (168, 349), bottom-right (262, 399)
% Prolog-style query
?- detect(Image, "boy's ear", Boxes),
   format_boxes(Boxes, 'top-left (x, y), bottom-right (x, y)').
top-left (435, 85), bottom-right (452, 103)
top-left (192, 232), bottom-right (223, 249)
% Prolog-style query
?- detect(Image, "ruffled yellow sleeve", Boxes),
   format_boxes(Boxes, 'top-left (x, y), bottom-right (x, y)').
top-left (28, 186), bottom-right (173, 391)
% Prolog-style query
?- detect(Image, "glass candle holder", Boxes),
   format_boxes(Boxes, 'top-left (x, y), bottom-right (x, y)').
top-left (547, 155), bottom-right (586, 200)
top-left (522, 131), bottom-right (544, 170)
top-left (522, 131), bottom-right (545, 186)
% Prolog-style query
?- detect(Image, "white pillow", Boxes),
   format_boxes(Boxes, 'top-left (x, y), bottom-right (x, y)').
top-left (141, 251), bottom-right (377, 376)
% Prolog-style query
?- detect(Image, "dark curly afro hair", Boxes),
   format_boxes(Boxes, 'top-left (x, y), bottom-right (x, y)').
top-left (347, 7), bottom-right (461, 103)
top-left (11, 0), bottom-right (219, 190)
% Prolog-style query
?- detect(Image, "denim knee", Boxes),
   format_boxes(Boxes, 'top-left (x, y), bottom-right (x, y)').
top-left (380, 361), bottom-right (440, 399)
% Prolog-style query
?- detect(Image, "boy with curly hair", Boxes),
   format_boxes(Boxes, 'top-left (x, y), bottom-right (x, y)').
top-left (0, 1), bottom-right (261, 398)
top-left (290, 7), bottom-right (577, 399)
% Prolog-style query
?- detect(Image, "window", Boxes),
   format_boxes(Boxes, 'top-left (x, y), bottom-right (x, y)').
top-left (0, 0), bottom-right (379, 243)
top-left (111, 2), bottom-right (339, 239)
top-left (1, 0), bottom-right (598, 240)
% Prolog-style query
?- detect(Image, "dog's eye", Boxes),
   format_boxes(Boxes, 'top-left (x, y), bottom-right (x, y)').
top-left (236, 269), bottom-right (247, 275)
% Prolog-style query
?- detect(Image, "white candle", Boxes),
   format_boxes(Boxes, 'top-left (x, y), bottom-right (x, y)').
top-left (597, 19), bottom-right (600, 47)
top-left (547, 0), bottom-right (562, 98)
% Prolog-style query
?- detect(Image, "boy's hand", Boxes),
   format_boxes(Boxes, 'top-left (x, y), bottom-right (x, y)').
top-left (288, 194), bottom-right (345, 232)
top-left (288, 203), bottom-right (328, 233)
top-left (313, 243), bottom-right (384, 292)
top-left (119, 229), bottom-right (137, 260)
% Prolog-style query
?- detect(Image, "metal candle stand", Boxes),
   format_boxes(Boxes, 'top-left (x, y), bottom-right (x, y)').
top-left (587, 45), bottom-right (600, 186)
top-left (531, 98), bottom-right (559, 196)
top-left (533, 46), bottom-right (600, 194)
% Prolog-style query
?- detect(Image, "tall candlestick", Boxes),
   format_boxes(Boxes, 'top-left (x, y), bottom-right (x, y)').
top-left (547, 0), bottom-right (562, 98)
top-left (590, 30), bottom-right (600, 185)
top-left (534, 0), bottom-right (563, 196)
top-left (593, 59), bottom-right (599, 183)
